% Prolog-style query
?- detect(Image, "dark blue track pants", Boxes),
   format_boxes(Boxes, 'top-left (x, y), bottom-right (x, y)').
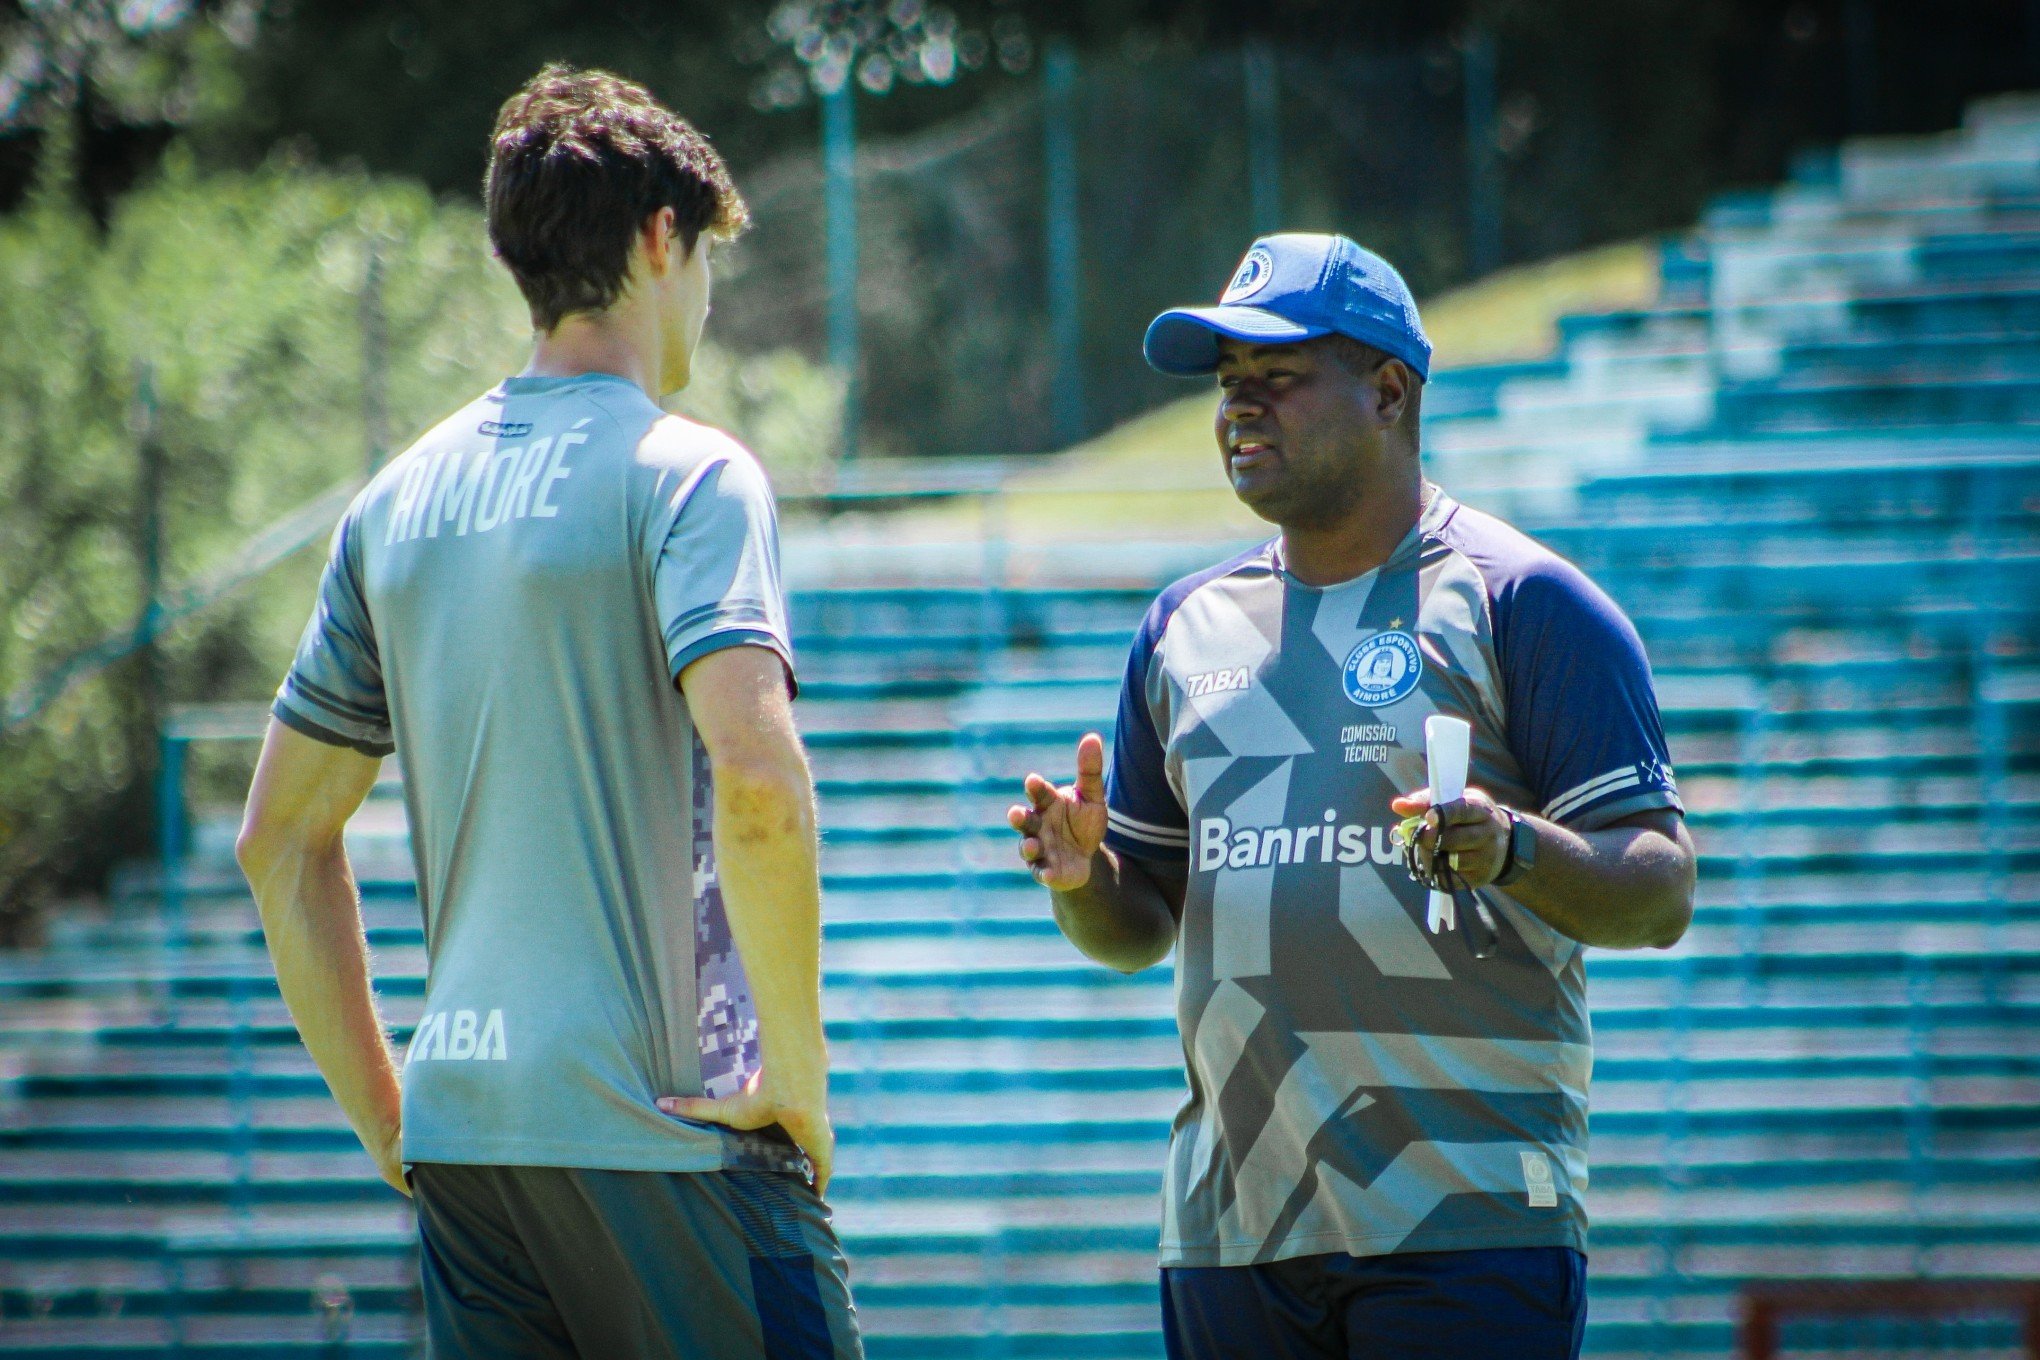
top-left (1162, 1246), bottom-right (1586, 1360)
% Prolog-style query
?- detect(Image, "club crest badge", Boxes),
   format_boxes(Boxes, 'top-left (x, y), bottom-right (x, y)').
top-left (1342, 630), bottom-right (1423, 707)
top-left (1221, 245), bottom-right (1275, 303)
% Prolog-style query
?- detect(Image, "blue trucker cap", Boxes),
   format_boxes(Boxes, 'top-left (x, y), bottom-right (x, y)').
top-left (1143, 233), bottom-right (1432, 380)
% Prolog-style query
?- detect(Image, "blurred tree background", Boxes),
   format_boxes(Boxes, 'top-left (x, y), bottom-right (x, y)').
top-left (1, 0), bottom-right (2037, 927)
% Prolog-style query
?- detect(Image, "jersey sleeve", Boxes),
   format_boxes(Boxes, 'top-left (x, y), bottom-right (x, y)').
top-left (654, 453), bottom-right (795, 692)
top-left (1104, 603), bottom-right (1188, 863)
top-left (273, 505), bottom-right (395, 757)
top-left (1493, 558), bottom-right (1682, 832)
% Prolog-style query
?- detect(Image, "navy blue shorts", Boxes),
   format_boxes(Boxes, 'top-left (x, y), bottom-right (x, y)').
top-left (413, 1162), bottom-right (862, 1359)
top-left (1161, 1246), bottom-right (1586, 1360)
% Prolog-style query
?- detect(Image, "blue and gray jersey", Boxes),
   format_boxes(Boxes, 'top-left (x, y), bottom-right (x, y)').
top-left (275, 371), bottom-right (802, 1176)
top-left (1105, 490), bottom-right (1681, 1268)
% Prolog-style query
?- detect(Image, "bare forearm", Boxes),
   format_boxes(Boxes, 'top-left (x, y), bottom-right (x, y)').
top-left (1050, 848), bottom-right (1180, 973)
top-left (713, 759), bottom-right (827, 1084)
top-left (1505, 815), bottom-right (1694, 949)
top-left (245, 841), bottom-right (402, 1155)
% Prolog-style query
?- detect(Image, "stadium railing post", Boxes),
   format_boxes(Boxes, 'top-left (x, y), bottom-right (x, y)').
top-left (315, 1270), bottom-right (356, 1355)
top-left (1654, 944), bottom-right (1698, 1355)
top-left (1460, 28), bottom-right (1501, 277)
top-left (1728, 673), bottom-right (1771, 1002)
top-left (228, 908), bottom-right (258, 1226)
top-left (980, 1225), bottom-right (1013, 1360)
top-left (359, 239), bottom-right (389, 477)
top-left (1969, 460), bottom-right (2011, 1007)
top-left (1242, 40), bottom-right (1283, 239)
top-left (156, 723), bottom-right (188, 956)
top-left (823, 79), bottom-right (861, 460)
top-left (1737, 1290), bottom-right (1780, 1360)
top-left (977, 485), bottom-right (1009, 674)
top-left (848, 959), bottom-right (887, 1205)
top-left (1902, 942), bottom-right (1935, 1214)
top-left (1043, 40), bottom-right (1085, 448)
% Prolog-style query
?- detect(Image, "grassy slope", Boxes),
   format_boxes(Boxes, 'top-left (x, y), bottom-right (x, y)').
top-left (830, 239), bottom-right (1660, 544)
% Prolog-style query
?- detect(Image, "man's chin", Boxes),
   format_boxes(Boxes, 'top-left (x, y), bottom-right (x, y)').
top-left (1231, 480), bottom-right (1295, 527)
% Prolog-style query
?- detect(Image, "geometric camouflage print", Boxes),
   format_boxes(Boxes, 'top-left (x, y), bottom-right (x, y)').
top-left (694, 729), bottom-right (764, 1100)
top-left (1104, 490), bottom-right (1682, 1267)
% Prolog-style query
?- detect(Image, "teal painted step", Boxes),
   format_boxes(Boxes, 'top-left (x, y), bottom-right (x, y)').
top-left (5, 1040), bottom-right (2031, 1103)
top-left (802, 699), bottom-right (2028, 752)
top-left (4, 931), bottom-right (2038, 1005)
top-left (1715, 375), bottom-right (2040, 431)
top-left (862, 1335), bottom-right (1157, 1360)
top-left (2, 940), bottom-right (2036, 1003)
top-left (11, 994), bottom-right (2031, 1071)
top-left (1418, 358), bottom-right (1569, 421)
top-left (778, 608), bottom-right (2038, 675)
top-left (0, 1233), bottom-right (412, 1265)
top-left (1542, 522), bottom-right (2040, 568)
top-left (0, 1344), bottom-right (418, 1360)
top-left (19, 1157), bottom-right (2031, 1212)
top-left (1558, 284), bottom-right (2040, 346)
top-left (0, 1285), bottom-right (415, 1323)
top-left (1591, 432), bottom-right (2037, 473)
top-left (1427, 331), bottom-right (2040, 428)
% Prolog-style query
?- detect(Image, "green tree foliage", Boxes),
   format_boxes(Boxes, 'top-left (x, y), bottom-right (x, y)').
top-left (677, 342), bottom-right (844, 488)
top-left (0, 144), bottom-right (525, 932)
top-left (0, 145), bottom-right (842, 932)
top-left (202, 0), bottom-right (2040, 458)
top-left (16, 1), bottom-right (2037, 461)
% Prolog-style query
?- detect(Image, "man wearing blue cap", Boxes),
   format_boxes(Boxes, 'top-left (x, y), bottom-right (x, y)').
top-left (1007, 235), bottom-right (1696, 1358)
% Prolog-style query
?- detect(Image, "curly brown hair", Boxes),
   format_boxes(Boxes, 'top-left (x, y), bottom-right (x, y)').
top-left (485, 64), bottom-right (749, 332)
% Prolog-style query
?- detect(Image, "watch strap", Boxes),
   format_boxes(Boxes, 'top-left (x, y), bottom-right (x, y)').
top-left (1495, 808), bottom-right (1535, 887)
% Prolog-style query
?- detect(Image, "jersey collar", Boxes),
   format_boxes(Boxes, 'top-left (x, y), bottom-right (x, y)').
top-left (1268, 484), bottom-right (1458, 586)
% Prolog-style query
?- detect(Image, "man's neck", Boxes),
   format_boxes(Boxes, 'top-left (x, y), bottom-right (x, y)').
top-left (524, 306), bottom-right (663, 400)
top-left (1278, 476), bottom-right (1429, 588)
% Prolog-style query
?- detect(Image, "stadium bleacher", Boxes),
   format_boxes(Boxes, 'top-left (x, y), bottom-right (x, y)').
top-left (4, 92), bottom-right (2038, 1358)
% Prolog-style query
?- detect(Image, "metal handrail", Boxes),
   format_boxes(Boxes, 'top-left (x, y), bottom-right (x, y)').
top-left (3, 478), bottom-right (363, 736)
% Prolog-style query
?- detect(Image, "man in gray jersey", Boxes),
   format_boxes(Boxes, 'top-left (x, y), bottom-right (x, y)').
top-left (236, 66), bottom-right (860, 1358)
top-left (1007, 234), bottom-right (1697, 1358)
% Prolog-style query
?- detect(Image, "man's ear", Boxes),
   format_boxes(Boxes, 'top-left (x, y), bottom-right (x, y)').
top-left (1375, 357), bottom-right (1413, 429)
top-left (640, 206), bottom-right (678, 277)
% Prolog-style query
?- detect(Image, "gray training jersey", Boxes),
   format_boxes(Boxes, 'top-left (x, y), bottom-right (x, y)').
top-left (1104, 490), bottom-right (1682, 1268)
top-left (275, 371), bottom-right (805, 1176)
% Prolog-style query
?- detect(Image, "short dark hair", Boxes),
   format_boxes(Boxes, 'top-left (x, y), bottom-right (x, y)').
top-left (486, 64), bottom-right (749, 331)
top-left (1321, 334), bottom-right (1424, 432)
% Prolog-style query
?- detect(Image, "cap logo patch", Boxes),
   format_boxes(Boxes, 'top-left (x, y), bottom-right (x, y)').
top-left (1221, 246), bottom-right (1275, 303)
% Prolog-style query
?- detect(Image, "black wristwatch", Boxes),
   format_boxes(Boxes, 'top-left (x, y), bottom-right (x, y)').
top-left (1494, 808), bottom-right (1536, 887)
